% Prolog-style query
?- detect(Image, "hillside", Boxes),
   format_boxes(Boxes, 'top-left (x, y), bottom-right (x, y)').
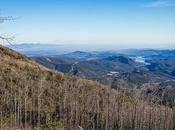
top-left (0, 45), bottom-right (175, 130)
top-left (33, 51), bottom-right (175, 88)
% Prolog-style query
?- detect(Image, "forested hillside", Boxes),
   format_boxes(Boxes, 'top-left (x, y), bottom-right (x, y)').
top-left (0, 45), bottom-right (175, 130)
top-left (32, 50), bottom-right (175, 88)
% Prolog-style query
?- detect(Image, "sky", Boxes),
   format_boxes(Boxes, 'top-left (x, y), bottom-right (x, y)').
top-left (0, 0), bottom-right (175, 49)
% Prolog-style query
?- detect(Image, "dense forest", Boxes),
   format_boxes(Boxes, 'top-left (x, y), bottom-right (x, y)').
top-left (0, 45), bottom-right (175, 130)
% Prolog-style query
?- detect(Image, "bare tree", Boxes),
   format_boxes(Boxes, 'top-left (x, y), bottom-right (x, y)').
top-left (0, 15), bottom-right (15, 45)
top-left (0, 16), bottom-right (14, 23)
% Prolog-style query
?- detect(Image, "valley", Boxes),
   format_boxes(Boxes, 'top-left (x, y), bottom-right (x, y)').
top-left (29, 49), bottom-right (175, 89)
top-left (8, 44), bottom-right (175, 106)
top-left (1, 45), bottom-right (175, 130)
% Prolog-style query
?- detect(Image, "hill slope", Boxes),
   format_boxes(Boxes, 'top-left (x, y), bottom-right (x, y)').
top-left (34, 52), bottom-right (175, 88)
top-left (0, 45), bottom-right (174, 130)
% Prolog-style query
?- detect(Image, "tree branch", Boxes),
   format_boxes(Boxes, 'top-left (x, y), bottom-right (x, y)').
top-left (0, 16), bottom-right (14, 23)
top-left (0, 15), bottom-right (15, 45)
top-left (0, 36), bottom-right (15, 46)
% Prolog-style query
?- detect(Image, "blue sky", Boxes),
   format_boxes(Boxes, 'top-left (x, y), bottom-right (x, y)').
top-left (0, 0), bottom-right (175, 48)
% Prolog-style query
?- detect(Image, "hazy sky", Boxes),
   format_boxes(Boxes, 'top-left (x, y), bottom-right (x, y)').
top-left (0, 0), bottom-right (175, 48)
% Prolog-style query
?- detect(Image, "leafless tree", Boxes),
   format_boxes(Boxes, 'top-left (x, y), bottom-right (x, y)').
top-left (0, 15), bottom-right (15, 45)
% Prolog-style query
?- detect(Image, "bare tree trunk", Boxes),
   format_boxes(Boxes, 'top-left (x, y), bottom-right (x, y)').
top-left (14, 90), bottom-right (17, 128)
top-left (37, 80), bottom-right (42, 130)
top-left (0, 111), bottom-right (2, 130)
top-left (10, 79), bottom-right (13, 130)
top-left (105, 90), bottom-right (109, 130)
top-left (172, 107), bottom-right (175, 130)
top-left (24, 83), bottom-right (28, 130)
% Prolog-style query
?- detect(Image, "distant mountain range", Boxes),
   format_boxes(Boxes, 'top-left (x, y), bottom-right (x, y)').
top-left (7, 44), bottom-right (175, 90)
top-left (7, 43), bottom-right (175, 57)
top-left (34, 51), bottom-right (175, 87)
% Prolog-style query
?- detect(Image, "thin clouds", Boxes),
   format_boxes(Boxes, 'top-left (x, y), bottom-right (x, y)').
top-left (145, 0), bottom-right (175, 7)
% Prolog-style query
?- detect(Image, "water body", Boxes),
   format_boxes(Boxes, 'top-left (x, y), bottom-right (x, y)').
top-left (131, 56), bottom-right (151, 65)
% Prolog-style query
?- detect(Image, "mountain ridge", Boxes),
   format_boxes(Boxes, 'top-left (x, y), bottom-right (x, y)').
top-left (0, 45), bottom-right (174, 130)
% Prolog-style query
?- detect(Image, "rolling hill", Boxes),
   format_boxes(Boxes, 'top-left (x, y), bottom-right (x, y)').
top-left (33, 50), bottom-right (175, 89)
top-left (1, 45), bottom-right (175, 130)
